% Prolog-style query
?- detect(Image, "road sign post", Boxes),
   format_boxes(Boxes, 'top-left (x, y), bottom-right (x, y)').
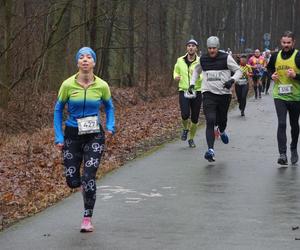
top-left (263, 33), bottom-right (271, 49)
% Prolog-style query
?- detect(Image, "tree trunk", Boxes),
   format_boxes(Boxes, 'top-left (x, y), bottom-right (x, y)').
top-left (45, 1), bottom-right (72, 90)
top-left (97, 0), bottom-right (119, 80)
top-left (144, 0), bottom-right (149, 92)
top-left (0, 85), bottom-right (9, 108)
top-left (89, 0), bottom-right (97, 49)
top-left (0, 0), bottom-right (12, 107)
top-left (128, 0), bottom-right (135, 86)
top-left (80, 0), bottom-right (88, 45)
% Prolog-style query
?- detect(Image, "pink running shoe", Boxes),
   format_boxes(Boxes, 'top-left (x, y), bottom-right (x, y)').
top-left (80, 217), bottom-right (94, 233)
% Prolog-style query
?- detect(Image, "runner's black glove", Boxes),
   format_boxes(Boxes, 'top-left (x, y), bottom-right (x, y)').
top-left (188, 85), bottom-right (195, 94)
top-left (223, 79), bottom-right (235, 89)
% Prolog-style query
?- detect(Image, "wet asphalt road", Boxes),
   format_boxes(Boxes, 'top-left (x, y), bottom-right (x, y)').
top-left (1, 93), bottom-right (300, 250)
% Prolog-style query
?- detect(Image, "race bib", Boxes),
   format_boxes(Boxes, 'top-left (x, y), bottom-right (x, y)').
top-left (238, 79), bottom-right (247, 85)
top-left (278, 84), bottom-right (293, 95)
top-left (77, 116), bottom-right (100, 135)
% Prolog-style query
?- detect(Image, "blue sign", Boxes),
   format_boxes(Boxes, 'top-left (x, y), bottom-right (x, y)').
top-left (263, 33), bottom-right (271, 40)
top-left (264, 40), bottom-right (270, 46)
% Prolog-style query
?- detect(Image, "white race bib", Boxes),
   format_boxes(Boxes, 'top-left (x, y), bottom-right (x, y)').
top-left (278, 84), bottom-right (293, 95)
top-left (238, 79), bottom-right (247, 85)
top-left (77, 116), bottom-right (100, 135)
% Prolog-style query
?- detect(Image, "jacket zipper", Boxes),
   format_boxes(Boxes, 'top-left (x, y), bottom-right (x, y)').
top-left (187, 62), bottom-right (194, 86)
top-left (188, 64), bottom-right (190, 86)
top-left (82, 88), bottom-right (87, 117)
top-left (186, 58), bottom-right (195, 87)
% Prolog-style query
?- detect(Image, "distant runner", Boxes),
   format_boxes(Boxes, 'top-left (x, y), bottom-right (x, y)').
top-left (235, 55), bottom-right (252, 116)
top-left (262, 49), bottom-right (272, 95)
top-left (248, 49), bottom-right (266, 99)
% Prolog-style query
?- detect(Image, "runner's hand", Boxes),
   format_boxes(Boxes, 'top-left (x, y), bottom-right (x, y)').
top-left (56, 143), bottom-right (64, 150)
top-left (174, 76), bottom-right (181, 81)
top-left (188, 85), bottom-right (195, 94)
top-left (271, 72), bottom-right (279, 81)
top-left (223, 79), bottom-right (235, 89)
top-left (287, 68), bottom-right (296, 78)
top-left (106, 131), bottom-right (113, 144)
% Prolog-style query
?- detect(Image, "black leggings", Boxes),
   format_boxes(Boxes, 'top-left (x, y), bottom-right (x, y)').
top-left (63, 126), bottom-right (105, 217)
top-left (203, 92), bottom-right (231, 149)
top-left (274, 99), bottom-right (300, 154)
top-left (252, 75), bottom-right (262, 98)
top-left (262, 72), bottom-right (271, 93)
top-left (235, 83), bottom-right (249, 112)
top-left (179, 91), bottom-right (202, 124)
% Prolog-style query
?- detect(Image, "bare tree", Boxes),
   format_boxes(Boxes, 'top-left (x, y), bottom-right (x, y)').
top-left (0, 0), bottom-right (300, 108)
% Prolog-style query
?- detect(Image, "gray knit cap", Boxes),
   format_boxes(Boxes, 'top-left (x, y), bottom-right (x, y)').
top-left (207, 36), bottom-right (220, 48)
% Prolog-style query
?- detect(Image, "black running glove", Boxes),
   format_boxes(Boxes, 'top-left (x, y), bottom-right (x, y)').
top-left (188, 85), bottom-right (195, 94)
top-left (223, 79), bottom-right (235, 89)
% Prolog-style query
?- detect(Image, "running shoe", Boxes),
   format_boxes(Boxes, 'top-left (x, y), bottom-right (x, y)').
top-left (181, 129), bottom-right (189, 141)
top-left (220, 131), bottom-right (229, 144)
top-left (204, 148), bottom-right (215, 162)
top-left (291, 149), bottom-right (298, 165)
top-left (80, 217), bottom-right (94, 233)
top-left (241, 110), bottom-right (245, 116)
top-left (277, 153), bottom-right (288, 165)
top-left (188, 139), bottom-right (196, 148)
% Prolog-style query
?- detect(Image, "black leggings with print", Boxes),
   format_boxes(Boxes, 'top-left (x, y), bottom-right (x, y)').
top-left (63, 126), bottom-right (105, 217)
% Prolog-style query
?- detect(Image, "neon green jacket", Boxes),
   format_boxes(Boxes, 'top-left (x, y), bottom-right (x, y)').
top-left (173, 54), bottom-right (202, 91)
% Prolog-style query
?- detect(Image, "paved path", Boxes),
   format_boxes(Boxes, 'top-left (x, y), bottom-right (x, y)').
top-left (1, 93), bottom-right (300, 250)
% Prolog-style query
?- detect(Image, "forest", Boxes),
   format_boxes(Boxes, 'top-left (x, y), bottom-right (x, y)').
top-left (0, 0), bottom-right (299, 107)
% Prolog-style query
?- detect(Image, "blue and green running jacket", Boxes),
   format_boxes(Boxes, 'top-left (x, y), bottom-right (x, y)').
top-left (54, 74), bottom-right (115, 144)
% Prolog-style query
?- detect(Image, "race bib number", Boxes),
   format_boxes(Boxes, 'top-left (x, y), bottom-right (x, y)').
top-left (238, 79), bottom-right (247, 85)
top-left (77, 116), bottom-right (100, 135)
top-left (278, 84), bottom-right (292, 95)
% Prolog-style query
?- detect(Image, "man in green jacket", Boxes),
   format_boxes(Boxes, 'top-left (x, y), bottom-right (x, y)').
top-left (173, 39), bottom-right (202, 147)
top-left (267, 31), bottom-right (300, 165)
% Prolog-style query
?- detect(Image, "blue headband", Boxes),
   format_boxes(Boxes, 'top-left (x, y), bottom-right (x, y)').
top-left (76, 47), bottom-right (96, 63)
